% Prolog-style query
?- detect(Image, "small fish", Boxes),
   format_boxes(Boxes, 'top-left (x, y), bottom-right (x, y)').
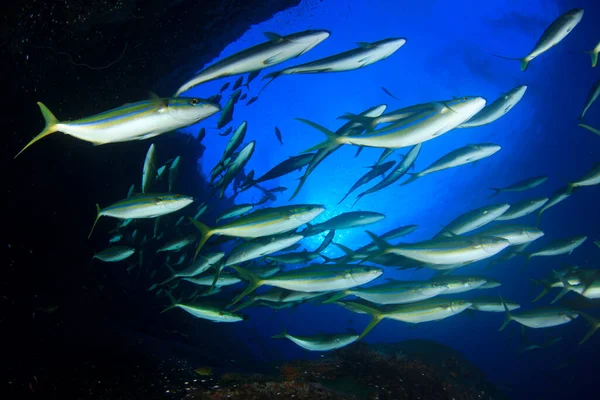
top-left (218, 126), bottom-right (233, 136)
top-left (246, 96), bottom-right (258, 106)
top-left (499, 304), bottom-right (578, 331)
top-left (89, 194), bottom-right (194, 237)
top-left (220, 82), bottom-right (230, 92)
top-left (232, 76), bottom-right (244, 91)
top-left (494, 8), bottom-right (584, 71)
top-left (584, 41), bottom-right (600, 67)
top-left (168, 156), bottom-right (181, 192)
top-left (215, 121), bottom-right (248, 171)
top-left (325, 279), bottom-right (449, 305)
top-left (240, 93), bottom-right (247, 101)
top-left (489, 176), bottom-right (548, 198)
top-left (127, 184), bottom-right (136, 198)
top-left (197, 127), bottom-right (206, 142)
top-left (476, 225), bottom-right (544, 246)
top-left (469, 297), bottom-right (520, 313)
top-left (244, 71), bottom-right (260, 87)
top-left (217, 97), bottom-right (235, 129)
top-left (381, 86), bottom-right (401, 100)
top-left (579, 80), bottom-right (599, 122)
top-left (231, 89), bottom-right (243, 104)
top-left (217, 204), bottom-right (255, 222)
top-left (162, 302), bottom-right (243, 323)
top-left (275, 127), bottom-right (283, 145)
top-left (142, 144), bottom-right (156, 194)
top-left (16, 97), bottom-right (220, 158)
top-left (272, 326), bottom-right (358, 351)
top-left (109, 234), bottom-right (123, 244)
top-left (157, 235), bottom-right (196, 253)
top-left (216, 141), bottom-right (255, 198)
top-left (338, 161), bottom-right (394, 204)
top-left (93, 246), bottom-right (135, 262)
top-left (222, 234), bottom-right (304, 267)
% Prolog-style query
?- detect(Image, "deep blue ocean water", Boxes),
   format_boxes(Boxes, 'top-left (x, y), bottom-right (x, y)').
top-left (174, 1), bottom-right (599, 398)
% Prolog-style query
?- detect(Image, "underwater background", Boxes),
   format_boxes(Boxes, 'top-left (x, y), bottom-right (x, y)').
top-left (3, 0), bottom-right (599, 399)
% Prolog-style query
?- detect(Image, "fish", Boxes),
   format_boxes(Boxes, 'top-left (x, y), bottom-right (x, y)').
top-left (215, 121), bottom-right (248, 170)
top-left (127, 184), bottom-right (135, 198)
top-left (222, 234), bottom-right (304, 267)
top-left (435, 203), bottom-right (510, 237)
top-left (232, 76), bottom-right (244, 91)
top-left (338, 161), bottom-right (395, 204)
top-left (536, 185), bottom-right (574, 225)
top-left (429, 276), bottom-right (488, 294)
top-left (275, 127), bottom-right (283, 145)
top-left (190, 204), bottom-right (325, 257)
top-left (218, 127), bottom-right (233, 136)
top-left (381, 86), bottom-right (401, 100)
top-left (569, 162), bottom-right (600, 188)
top-left (496, 197), bottom-right (549, 221)
top-left (231, 89), bottom-right (243, 104)
top-left (459, 85), bottom-right (528, 128)
top-left (266, 250), bottom-right (322, 264)
top-left (193, 204), bottom-right (208, 221)
top-left (244, 154), bottom-right (314, 188)
top-left (216, 204), bottom-right (255, 222)
top-left (499, 304), bottom-right (578, 331)
top-left (230, 264), bottom-right (383, 304)
top-left (475, 225), bottom-right (544, 246)
top-left (578, 123), bottom-right (600, 136)
top-left (524, 235), bottom-right (587, 265)
top-left (367, 231), bottom-right (510, 265)
top-left (246, 96), bottom-right (258, 106)
top-left (469, 297), bottom-right (520, 313)
top-left (162, 302), bottom-right (243, 323)
top-left (324, 279), bottom-right (450, 305)
top-left (16, 97), bottom-right (220, 158)
top-left (160, 252), bottom-right (226, 285)
top-left (217, 97), bottom-right (235, 129)
top-left (584, 41), bottom-right (600, 67)
top-left (89, 194), bottom-right (194, 237)
top-left (233, 288), bottom-right (328, 311)
top-left (183, 273), bottom-right (241, 287)
top-left (290, 104), bottom-right (387, 200)
top-left (174, 29), bottom-right (331, 95)
top-left (304, 211), bottom-right (385, 236)
top-left (108, 234), bottom-right (123, 244)
top-left (157, 235), bottom-right (196, 253)
top-left (168, 156), bottom-right (181, 192)
top-left (142, 144), bottom-right (156, 193)
top-left (493, 8), bottom-right (584, 71)
top-left (197, 127), bottom-right (206, 142)
top-left (220, 82), bottom-right (230, 92)
top-left (338, 299), bottom-right (472, 339)
top-left (93, 246), bottom-right (135, 262)
top-left (354, 144), bottom-right (421, 205)
top-left (263, 38), bottom-right (407, 85)
top-left (216, 141), bottom-right (255, 198)
top-left (550, 270), bottom-right (600, 303)
top-left (240, 93), bottom-right (247, 101)
top-left (401, 143), bottom-right (501, 185)
top-left (272, 326), bottom-right (358, 351)
top-left (338, 101), bottom-right (443, 132)
top-left (300, 97), bottom-right (486, 152)
top-left (579, 80), bottom-right (599, 122)
top-left (489, 176), bottom-right (548, 198)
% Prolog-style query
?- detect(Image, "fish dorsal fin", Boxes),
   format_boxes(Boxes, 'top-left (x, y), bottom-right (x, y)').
top-left (357, 42), bottom-right (374, 49)
top-left (439, 225), bottom-right (459, 237)
top-left (148, 91), bottom-right (168, 111)
top-left (264, 32), bottom-right (284, 42)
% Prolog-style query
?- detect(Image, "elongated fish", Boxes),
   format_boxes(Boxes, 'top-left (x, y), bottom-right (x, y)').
top-left (579, 80), bottom-right (599, 122)
top-left (429, 276), bottom-right (488, 294)
top-left (162, 302), bottom-right (243, 323)
top-left (354, 144), bottom-right (422, 205)
top-left (338, 161), bottom-right (394, 204)
top-left (230, 264), bottom-right (383, 304)
top-left (578, 123), bottom-right (600, 136)
top-left (469, 297), bottom-right (520, 313)
top-left (217, 97), bottom-right (235, 129)
top-left (142, 144), bottom-right (156, 193)
top-left (174, 30), bottom-right (330, 96)
top-left (245, 154), bottom-right (314, 187)
top-left (304, 211), bottom-right (385, 236)
top-left (402, 144), bottom-right (501, 186)
top-left (524, 235), bottom-right (587, 265)
top-left (16, 98), bottom-right (220, 158)
top-left (160, 252), bottom-right (226, 285)
top-left (489, 176), bottom-right (548, 198)
top-left (183, 273), bottom-right (241, 287)
top-left (157, 234), bottom-right (196, 253)
top-left (168, 156), bottom-right (181, 192)
top-left (338, 299), bottom-right (471, 339)
top-left (536, 185), bottom-right (574, 225)
top-left (300, 97), bottom-right (486, 152)
top-left (367, 231), bottom-right (510, 265)
top-left (89, 194), bottom-right (193, 237)
top-left (233, 288), bottom-right (328, 312)
top-left (436, 203), bottom-right (510, 237)
top-left (325, 280), bottom-right (449, 305)
top-left (338, 101), bottom-right (442, 132)
top-left (476, 225), bottom-right (544, 246)
top-left (496, 197), bottom-right (548, 221)
top-left (459, 85), bottom-right (528, 128)
top-left (217, 141), bottom-right (255, 198)
top-left (272, 327), bottom-right (358, 351)
top-left (263, 38), bottom-right (407, 84)
top-left (569, 162), bottom-right (600, 188)
top-left (290, 104), bottom-right (387, 200)
top-left (215, 121), bottom-right (248, 171)
top-left (93, 246), bottom-right (135, 262)
top-left (494, 8), bottom-right (584, 71)
top-left (222, 234), bottom-right (304, 267)
top-left (266, 249), bottom-right (322, 264)
top-left (499, 304), bottom-right (578, 330)
top-left (216, 204), bottom-right (254, 222)
top-left (190, 204), bottom-right (324, 257)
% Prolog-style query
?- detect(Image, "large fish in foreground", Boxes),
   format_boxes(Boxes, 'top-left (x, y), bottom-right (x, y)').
top-left (16, 98), bottom-right (220, 158)
top-left (190, 204), bottom-right (325, 257)
top-left (89, 194), bottom-right (194, 237)
top-left (272, 327), bottom-right (358, 351)
top-left (263, 38), bottom-right (407, 84)
top-left (494, 8), bottom-right (584, 71)
top-left (299, 97), bottom-right (486, 152)
top-left (459, 85), bottom-right (528, 128)
top-left (173, 30), bottom-right (331, 96)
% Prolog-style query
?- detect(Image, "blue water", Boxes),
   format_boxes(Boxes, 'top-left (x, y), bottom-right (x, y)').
top-left (173, 0), bottom-right (599, 398)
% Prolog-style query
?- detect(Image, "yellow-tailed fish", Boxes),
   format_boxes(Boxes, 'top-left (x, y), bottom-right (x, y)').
top-left (189, 204), bottom-right (324, 258)
top-left (475, 225), bottom-right (544, 246)
top-left (161, 302), bottom-right (243, 323)
top-left (156, 234), bottom-right (196, 253)
top-left (459, 85), bottom-right (528, 128)
top-left (469, 297), bottom-right (520, 313)
top-left (499, 303), bottom-right (578, 331)
top-left (435, 203), bottom-right (510, 237)
top-left (16, 97), bottom-right (219, 158)
top-left (93, 246), bottom-right (135, 262)
top-left (89, 193), bottom-right (193, 238)
top-left (523, 235), bottom-right (587, 267)
top-left (494, 8), bottom-right (584, 71)
top-left (584, 41), bottom-right (600, 67)
top-left (536, 185), bottom-right (574, 225)
top-left (324, 279), bottom-right (449, 305)
top-left (579, 80), bottom-right (599, 122)
top-left (272, 326), bottom-right (358, 351)
top-left (496, 197), bottom-right (548, 221)
top-left (569, 162), bottom-right (600, 188)
top-left (488, 176), bottom-right (548, 198)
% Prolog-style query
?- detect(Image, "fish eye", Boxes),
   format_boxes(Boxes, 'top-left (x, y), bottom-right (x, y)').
top-left (190, 98), bottom-right (199, 105)
top-left (174, 194), bottom-right (181, 198)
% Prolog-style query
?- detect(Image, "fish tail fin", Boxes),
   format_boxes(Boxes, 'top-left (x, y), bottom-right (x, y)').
top-left (189, 218), bottom-right (214, 260)
top-left (231, 298), bottom-right (255, 312)
top-left (271, 325), bottom-right (288, 339)
top-left (578, 312), bottom-right (600, 345)
top-left (337, 113), bottom-right (378, 132)
top-left (88, 204), bottom-right (102, 239)
top-left (322, 290), bottom-right (351, 304)
top-left (160, 291), bottom-right (179, 314)
top-left (488, 188), bottom-right (501, 198)
top-left (289, 175), bottom-right (308, 201)
top-left (365, 230), bottom-right (392, 253)
top-left (320, 254), bottom-right (335, 264)
top-left (531, 279), bottom-right (551, 302)
top-left (333, 242), bottom-right (356, 263)
top-left (339, 302), bottom-right (383, 339)
top-left (257, 71), bottom-right (281, 96)
top-left (229, 266), bottom-right (264, 305)
top-left (499, 295), bottom-right (513, 331)
top-left (492, 54), bottom-right (530, 71)
top-left (207, 263), bottom-right (224, 294)
top-left (399, 173), bottom-right (420, 186)
top-left (295, 118), bottom-right (341, 153)
top-left (551, 270), bottom-right (573, 304)
top-left (352, 193), bottom-right (365, 208)
top-left (15, 102), bottom-right (60, 158)
top-left (578, 123), bottom-right (600, 136)
top-left (586, 48), bottom-right (599, 68)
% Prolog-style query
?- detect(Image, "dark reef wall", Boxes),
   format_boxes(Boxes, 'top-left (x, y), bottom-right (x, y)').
top-left (2, 0), bottom-right (299, 397)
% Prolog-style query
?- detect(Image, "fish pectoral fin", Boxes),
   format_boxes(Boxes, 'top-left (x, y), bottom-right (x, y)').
top-left (263, 32), bottom-right (284, 42)
top-left (264, 52), bottom-right (285, 65)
